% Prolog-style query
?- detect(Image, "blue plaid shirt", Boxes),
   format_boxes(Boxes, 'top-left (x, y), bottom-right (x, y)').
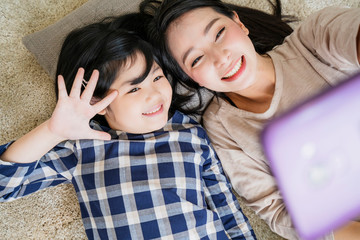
top-left (0, 111), bottom-right (256, 240)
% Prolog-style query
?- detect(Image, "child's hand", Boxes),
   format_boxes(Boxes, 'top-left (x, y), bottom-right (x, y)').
top-left (48, 68), bottom-right (118, 141)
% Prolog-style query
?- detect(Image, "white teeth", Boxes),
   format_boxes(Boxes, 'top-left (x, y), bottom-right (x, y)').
top-left (143, 105), bottom-right (161, 115)
top-left (223, 58), bottom-right (242, 79)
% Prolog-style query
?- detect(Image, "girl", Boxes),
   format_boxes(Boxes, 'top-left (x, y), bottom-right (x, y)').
top-left (140, 0), bottom-right (360, 239)
top-left (0, 13), bottom-right (256, 239)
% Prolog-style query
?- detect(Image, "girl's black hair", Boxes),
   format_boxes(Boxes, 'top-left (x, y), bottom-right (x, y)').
top-left (56, 13), bottom-right (156, 126)
top-left (140, 0), bottom-right (296, 116)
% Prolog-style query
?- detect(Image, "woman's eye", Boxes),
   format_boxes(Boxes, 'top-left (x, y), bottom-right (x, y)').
top-left (215, 27), bottom-right (225, 41)
top-left (154, 76), bottom-right (163, 82)
top-left (128, 87), bottom-right (140, 93)
top-left (191, 56), bottom-right (203, 67)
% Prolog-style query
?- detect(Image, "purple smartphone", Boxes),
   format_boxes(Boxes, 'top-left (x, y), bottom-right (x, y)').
top-left (261, 72), bottom-right (360, 240)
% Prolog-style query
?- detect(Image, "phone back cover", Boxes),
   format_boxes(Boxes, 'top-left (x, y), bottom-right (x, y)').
top-left (261, 72), bottom-right (360, 240)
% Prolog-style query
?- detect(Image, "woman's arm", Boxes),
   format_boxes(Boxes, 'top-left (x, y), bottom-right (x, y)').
top-left (334, 221), bottom-right (360, 240)
top-left (297, 7), bottom-right (360, 73)
top-left (1, 68), bottom-right (118, 164)
top-left (357, 25), bottom-right (360, 64)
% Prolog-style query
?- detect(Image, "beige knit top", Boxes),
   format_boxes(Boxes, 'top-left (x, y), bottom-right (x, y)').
top-left (202, 7), bottom-right (360, 240)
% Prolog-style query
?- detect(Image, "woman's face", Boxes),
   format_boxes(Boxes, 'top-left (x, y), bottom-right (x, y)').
top-left (166, 7), bottom-right (258, 93)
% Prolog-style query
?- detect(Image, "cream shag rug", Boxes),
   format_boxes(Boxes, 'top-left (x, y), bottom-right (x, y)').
top-left (0, 0), bottom-right (359, 239)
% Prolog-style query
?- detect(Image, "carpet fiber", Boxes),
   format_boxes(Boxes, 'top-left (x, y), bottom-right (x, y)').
top-left (0, 0), bottom-right (358, 239)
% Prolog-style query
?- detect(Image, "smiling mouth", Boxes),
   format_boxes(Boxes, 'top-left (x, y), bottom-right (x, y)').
top-left (221, 56), bottom-right (244, 81)
top-left (142, 104), bottom-right (163, 116)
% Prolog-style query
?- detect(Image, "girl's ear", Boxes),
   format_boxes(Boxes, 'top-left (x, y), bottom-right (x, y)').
top-left (91, 97), bottom-right (107, 115)
top-left (232, 11), bottom-right (250, 35)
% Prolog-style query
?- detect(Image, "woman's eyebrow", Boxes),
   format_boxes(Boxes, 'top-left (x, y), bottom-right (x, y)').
top-left (204, 18), bottom-right (220, 35)
top-left (182, 47), bottom-right (194, 65)
top-left (182, 17), bottom-right (220, 64)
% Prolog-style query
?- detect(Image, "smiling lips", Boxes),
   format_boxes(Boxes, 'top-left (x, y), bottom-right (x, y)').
top-left (222, 56), bottom-right (245, 82)
top-left (143, 104), bottom-right (163, 116)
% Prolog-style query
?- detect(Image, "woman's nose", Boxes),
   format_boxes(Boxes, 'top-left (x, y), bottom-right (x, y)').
top-left (213, 48), bottom-right (230, 68)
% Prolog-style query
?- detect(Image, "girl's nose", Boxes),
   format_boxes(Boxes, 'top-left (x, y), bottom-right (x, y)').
top-left (145, 85), bottom-right (161, 102)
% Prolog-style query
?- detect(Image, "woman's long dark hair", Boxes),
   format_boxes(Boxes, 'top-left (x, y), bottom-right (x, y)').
top-left (140, 0), bottom-right (296, 116)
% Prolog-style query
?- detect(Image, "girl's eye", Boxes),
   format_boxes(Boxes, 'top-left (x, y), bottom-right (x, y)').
top-left (215, 27), bottom-right (225, 41)
top-left (191, 56), bottom-right (203, 67)
top-left (154, 76), bottom-right (163, 82)
top-left (128, 87), bottom-right (140, 93)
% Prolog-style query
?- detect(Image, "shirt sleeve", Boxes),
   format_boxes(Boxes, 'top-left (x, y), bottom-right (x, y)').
top-left (0, 141), bottom-right (78, 202)
top-left (199, 128), bottom-right (257, 240)
top-left (295, 7), bottom-right (360, 74)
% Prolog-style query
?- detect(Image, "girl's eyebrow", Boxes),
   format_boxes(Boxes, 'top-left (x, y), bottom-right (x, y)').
top-left (121, 65), bottom-right (161, 87)
top-left (152, 65), bottom-right (160, 73)
top-left (182, 17), bottom-right (220, 64)
top-left (119, 74), bottom-right (144, 87)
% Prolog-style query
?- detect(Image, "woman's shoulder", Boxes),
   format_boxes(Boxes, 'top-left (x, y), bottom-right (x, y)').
top-left (203, 97), bottom-right (225, 123)
top-left (202, 97), bottom-right (243, 131)
top-left (203, 96), bottom-right (252, 123)
top-left (274, 6), bottom-right (360, 80)
top-left (305, 6), bottom-right (359, 21)
top-left (296, 6), bottom-right (360, 35)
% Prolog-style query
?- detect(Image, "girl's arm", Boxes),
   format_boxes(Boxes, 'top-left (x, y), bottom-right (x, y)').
top-left (201, 133), bottom-right (256, 240)
top-left (0, 145), bottom-right (72, 201)
top-left (1, 68), bottom-right (118, 164)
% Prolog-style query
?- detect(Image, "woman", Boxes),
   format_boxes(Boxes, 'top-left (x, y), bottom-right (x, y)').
top-left (140, 0), bottom-right (360, 239)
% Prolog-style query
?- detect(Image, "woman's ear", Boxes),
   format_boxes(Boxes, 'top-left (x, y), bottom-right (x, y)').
top-left (232, 11), bottom-right (250, 35)
top-left (91, 97), bottom-right (107, 115)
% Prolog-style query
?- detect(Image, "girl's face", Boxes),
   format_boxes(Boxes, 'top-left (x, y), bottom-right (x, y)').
top-left (102, 53), bottom-right (172, 134)
top-left (166, 7), bottom-right (258, 93)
